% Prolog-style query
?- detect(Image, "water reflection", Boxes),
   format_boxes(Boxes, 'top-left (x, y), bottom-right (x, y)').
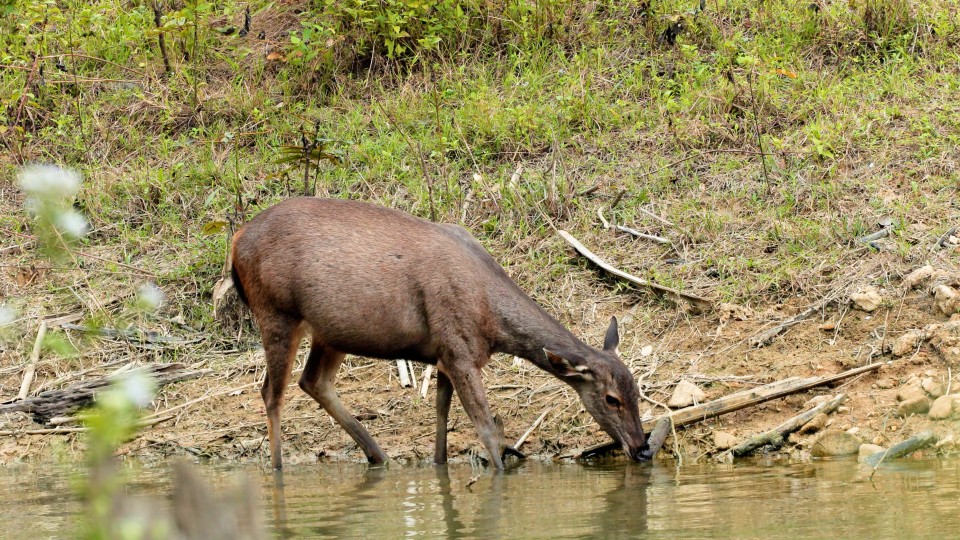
top-left (3, 458), bottom-right (960, 538)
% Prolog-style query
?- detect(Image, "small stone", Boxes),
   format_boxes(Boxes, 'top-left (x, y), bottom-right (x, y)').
top-left (640, 345), bottom-right (654, 357)
top-left (897, 382), bottom-right (926, 403)
top-left (850, 286), bottom-right (883, 312)
top-left (837, 406), bottom-right (851, 414)
top-left (929, 321), bottom-right (960, 364)
top-left (928, 394), bottom-right (960, 420)
top-left (872, 436), bottom-right (885, 446)
top-left (921, 377), bottom-right (945, 398)
top-left (803, 395), bottom-right (831, 409)
top-left (798, 413), bottom-right (828, 435)
top-left (713, 430), bottom-right (738, 450)
top-left (897, 396), bottom-right (931, 417)
top-left (811, 430), bottom-right (862, 457)
top-left (903, 265), bottom-right (934, 289)
top-left (892, 330), bottom-right (924, 357)
top-left (846, 427), bottom-right (860, 435)
top-left (667, 380), bottom-right (706, 408)
top-left (858, 444), bottom-right (886, 462)
top-left (875, 378), bottom-right (895, 389)
top-left (934, 285), bottom-right (960, 316)
top-left (935, 434), bottom-right (956, 450)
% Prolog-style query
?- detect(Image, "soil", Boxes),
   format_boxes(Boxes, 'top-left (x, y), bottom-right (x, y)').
top-left (2, 256), bottom-right (960, 468)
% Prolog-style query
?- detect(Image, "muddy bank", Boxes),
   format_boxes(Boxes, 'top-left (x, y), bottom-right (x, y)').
top-left (2, 263), bottom-right (960, 467)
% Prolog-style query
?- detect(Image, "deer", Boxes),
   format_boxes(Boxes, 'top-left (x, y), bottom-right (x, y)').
top-left (230, 197), bottom-right (650, 470)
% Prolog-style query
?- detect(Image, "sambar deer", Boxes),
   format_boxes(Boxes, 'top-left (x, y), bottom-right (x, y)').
top-left (231, 197), bottom-right (649, 469)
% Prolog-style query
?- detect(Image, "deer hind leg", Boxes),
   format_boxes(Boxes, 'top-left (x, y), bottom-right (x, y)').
top-left (258, 315), bottom-right (306, 471)
top-left (298, 340), bottom-right (388, 465)
top-left (434, 370), bottom-right (454, 464)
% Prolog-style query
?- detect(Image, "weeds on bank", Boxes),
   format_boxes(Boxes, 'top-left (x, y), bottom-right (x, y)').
top-left (1, 0), bottom-right (958, 329)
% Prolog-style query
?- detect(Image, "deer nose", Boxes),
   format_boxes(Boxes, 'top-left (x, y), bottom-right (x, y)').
top-left (630, 443), bottom-right (652, 461)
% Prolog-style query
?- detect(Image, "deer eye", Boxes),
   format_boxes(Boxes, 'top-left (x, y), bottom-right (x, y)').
top-left (605, 394), bottom-right (621, 408)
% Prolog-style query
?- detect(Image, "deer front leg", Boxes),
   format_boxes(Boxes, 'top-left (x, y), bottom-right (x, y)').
top-left (443, 359), bottom-right (507, 470)
top-left (435, 370), bottom-right (454, 464)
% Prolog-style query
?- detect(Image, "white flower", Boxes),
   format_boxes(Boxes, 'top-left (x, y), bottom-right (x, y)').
top-left (55, 210), bottom-right (90, 238)
top-left (0, 305), bottom-right (16, 327)
top-left (18, 164), bottom-right (81, 199)
top-left (117, 371), bottom-right (156, 408)
top-left (136, 283), bottom-right (164, 312)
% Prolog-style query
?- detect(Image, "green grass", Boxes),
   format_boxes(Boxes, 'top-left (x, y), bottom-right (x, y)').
top-left (2, 0), bottom-right (959, 330)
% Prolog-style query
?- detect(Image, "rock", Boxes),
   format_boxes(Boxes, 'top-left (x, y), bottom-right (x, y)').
top-left (896, 382), bottom-right (926, 403)
top-left (921, 377), bottom-right (945, 398)
top-left (640, 345), bottom-right (654, 357)
top-left (719, 303), bottom-right (754, 322)
top-left (850, 286), bottom-right (883, 312)
top-left (897, 396), bottom-right (930, 417)
top-left (798, 413), bottom-right (828, 435)
top-left (858, 444), bottom-right (886, 462)
top-left (928, 395), bottom-right (959, 420)
top-left (903, 265), bottom-right (934, 289)
top-left (934, 285), bottom-right (960, 316)
top-left (935, 434), bottom-right (956, 451)
top-left (928, 321), bottom-right (960, 364)
top-left (667, 380), bottom-right (706, 408)
top-left (846, 426), bottom-right (860, 435)
top-left (803, 395), bottom-right (831, 409)
top-left (891, 330), bottom-right (924, 357)
top-left (875, 377), bottom-right (895, 389)
top-left (713, 430), bottom-right (738, 450)
top-left (837, 406), bottom-right (850, 414)
top-left (811, 430), bottom-right (862, 457)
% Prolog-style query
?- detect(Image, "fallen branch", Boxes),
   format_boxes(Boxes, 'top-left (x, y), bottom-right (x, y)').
top-left (1, 363), bottom-right (209, 423)
top-left (597, 208), bottom-right (672, 245)
top-left (61, 323), bottom-right (199, 348)
top-left (861, 430), bottom-right (937, 468)
top-left (558, 230), bottom-right (711, 310)
top-left (16, 321), bottom-right (47, 400)
top-left (750, 294), bottom-right (837, 347)
top-left (578, 362), bottom-right (883, 459)
top-left (420, 365), bottom-right (434, 399)
top-left (0, 414), bottom-right (174, 437)
top-left (732, 393), bottom-right (846, 457)
top-left (513, 407), bottom-right (552, 451)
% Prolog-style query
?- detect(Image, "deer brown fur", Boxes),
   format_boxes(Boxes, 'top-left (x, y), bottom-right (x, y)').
top-left (231, 197), bottom-right (649, 469)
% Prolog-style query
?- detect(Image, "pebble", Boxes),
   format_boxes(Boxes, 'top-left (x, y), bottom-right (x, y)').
top-left (928, 394), bottom-right (959, 420)
top-left (897, 396), bottom-right (931, 417)
top-left (921, 377), bottom-right (945, 398)
top-left (902, 265), bottom-right (934, 289)
top-left (891, 330), bottom-right (924, 357)
top-left (897, 383), bottom-right (926, 403)
top-left (667, 380), bottom-right (706, 408)
top-left (713, 430), bottom-right (738, 450)
top-left (850, 286), bottom-right (883, 312)
top-left (811, 430), bottom-right (862, 457)
top-left (799, 413), bottom-right (828, 435)
top-left (858, 443), bottom-right (886, 462)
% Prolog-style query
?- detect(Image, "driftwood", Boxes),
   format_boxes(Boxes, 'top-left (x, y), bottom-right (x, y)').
top-left (732, 394), bottom-right (847, 456)
top-left (16, 321), bottom-right (47, 400)
top-left (558, 230), bottom-right (711, 310)
top-left (1, 363), bottom-right (208, 424)
top-left (61, 323), bottom-right (198, 348)
top-left (579, 362), bottom-right (883, 459)
top-left (861, 430), bottom-right (938, 468)
top-left (750, 295), bottom-right (836, 347)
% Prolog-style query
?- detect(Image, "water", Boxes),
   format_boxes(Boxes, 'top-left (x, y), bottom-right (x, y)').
top-left (2, 458), bottom-right (959, 539)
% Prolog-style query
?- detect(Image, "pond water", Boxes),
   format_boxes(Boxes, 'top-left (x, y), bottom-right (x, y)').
top-left (2, 457), bottom-right (959, 539)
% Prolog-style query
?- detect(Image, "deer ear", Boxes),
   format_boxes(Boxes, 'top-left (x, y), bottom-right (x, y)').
top-left (603, 316), bottom-right (620, 353)
top-left (545, 349), bottom-right (594, 381)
